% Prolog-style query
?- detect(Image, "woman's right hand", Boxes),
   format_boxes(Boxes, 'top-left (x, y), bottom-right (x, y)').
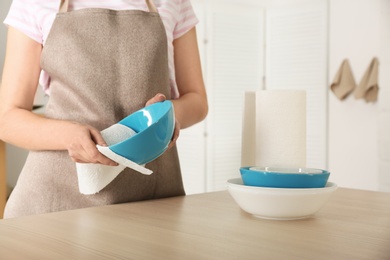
top-left (66, 122), bottom-right (118, 166)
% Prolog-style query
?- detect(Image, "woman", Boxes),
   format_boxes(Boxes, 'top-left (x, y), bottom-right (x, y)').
top-left (0, 0), bottom-right (208, 218)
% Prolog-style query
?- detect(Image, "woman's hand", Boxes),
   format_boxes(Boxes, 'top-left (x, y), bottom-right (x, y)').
top-left (145, 93), bottom-right (180, 149)
top-left (168, 118), bottom-right (180, 149)
top-left (66, 122), bottom-right (118, 166)
top-left (145, 93), bottom-right (166, 106)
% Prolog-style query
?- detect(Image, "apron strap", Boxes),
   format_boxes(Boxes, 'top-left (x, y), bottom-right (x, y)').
top-left (58, 0), bottom-right (158, 13)
top-left (59, 0), bottom-right (69, 13)
top-left (145, 0), bottom-right (158, 13)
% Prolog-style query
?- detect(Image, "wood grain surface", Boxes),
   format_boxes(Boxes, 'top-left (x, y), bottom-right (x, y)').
top-left (0, 188), bottom-right (389, 259)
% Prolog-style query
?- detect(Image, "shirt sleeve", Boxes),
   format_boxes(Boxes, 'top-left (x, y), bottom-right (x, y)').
top-left (3, 0), bottom-right (43, 44)
top-left (173, 0), bottom-right (199, 40)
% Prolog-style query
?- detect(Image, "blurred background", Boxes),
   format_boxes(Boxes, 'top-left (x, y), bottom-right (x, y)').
top-left (1, 0), bottom-right (389, 197)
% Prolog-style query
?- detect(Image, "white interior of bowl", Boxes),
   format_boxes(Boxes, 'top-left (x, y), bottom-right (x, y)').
top-left (249, 167), bottom-right (324, 174)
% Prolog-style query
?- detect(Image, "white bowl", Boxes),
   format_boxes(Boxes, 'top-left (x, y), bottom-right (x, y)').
top-left (227, 178), bottom-right (337, 220)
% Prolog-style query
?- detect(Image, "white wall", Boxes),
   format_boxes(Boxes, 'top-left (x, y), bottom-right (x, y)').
top-left (0, 0), bottom-right (11, 190)
top-left (328, 0), bottom-right (390, 191)
top-left (0, 0), bottom-right (11, 73)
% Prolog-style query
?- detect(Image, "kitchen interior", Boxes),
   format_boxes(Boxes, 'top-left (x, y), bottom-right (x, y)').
top-left (0, 0), bottom-right (389, 258)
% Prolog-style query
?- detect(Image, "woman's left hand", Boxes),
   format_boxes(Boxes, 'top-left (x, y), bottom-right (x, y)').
top-left (145, 93), bottom-right (180, 149)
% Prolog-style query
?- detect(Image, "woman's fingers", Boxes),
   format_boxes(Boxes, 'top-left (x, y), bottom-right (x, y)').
top-left (168, 119), bottom-right (180, 150)
top-left (67, 123), bottom-right (118, 166)
top-left (89, 127), bottom-right (108, 147)
top-left (145, 93), bottom-right (166, 106)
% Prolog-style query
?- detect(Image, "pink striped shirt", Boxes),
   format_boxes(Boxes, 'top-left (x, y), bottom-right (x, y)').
top-left (4, 0), bottom-right (198, 99)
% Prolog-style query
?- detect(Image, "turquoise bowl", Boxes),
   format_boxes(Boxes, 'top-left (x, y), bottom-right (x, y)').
top-left (109, 100), bottom-right (175, 165)
top-left (240, 166), bottom-right (330, 188)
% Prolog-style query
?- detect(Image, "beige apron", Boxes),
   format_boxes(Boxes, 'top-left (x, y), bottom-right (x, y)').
top-left (4, 0), bottom-right (185, 218)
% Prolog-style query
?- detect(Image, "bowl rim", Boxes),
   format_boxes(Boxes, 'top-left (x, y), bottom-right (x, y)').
top-left (241, 166), bottom-right (329, 176)
top-left (227, 178), bottom-right (337, 192)
top-left (118, 100), bottom-right (174, 134)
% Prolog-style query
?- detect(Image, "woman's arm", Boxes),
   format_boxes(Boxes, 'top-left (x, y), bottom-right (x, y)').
top-left (0, 27), bottom-right (117, 166)
top-left (171, 27), bottom-right (208, 129)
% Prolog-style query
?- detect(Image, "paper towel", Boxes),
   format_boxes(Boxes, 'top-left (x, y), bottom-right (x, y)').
top-left (241, 91), bottom-right (256, 166)
top-left (76, 124), bottom-right (152, 195)
top-left (241, 90), bottom-right (306, 168)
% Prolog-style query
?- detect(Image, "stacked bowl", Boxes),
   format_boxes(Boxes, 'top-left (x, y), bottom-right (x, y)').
top-left (227, 166), bottom-right (337, 220)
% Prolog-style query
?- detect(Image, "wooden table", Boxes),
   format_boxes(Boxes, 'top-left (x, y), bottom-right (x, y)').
top-left (0, 188), bottom-right (389, 259)
top-left (0, 140), bottom-right (6, 218)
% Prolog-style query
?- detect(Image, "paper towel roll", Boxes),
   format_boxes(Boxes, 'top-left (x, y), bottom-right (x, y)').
top-left (249, 90), bottom-right (306, 168)
top-left (76, 124), bottom-right (152, 195)
top-left (241, 91), bottom-right (256, 166)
